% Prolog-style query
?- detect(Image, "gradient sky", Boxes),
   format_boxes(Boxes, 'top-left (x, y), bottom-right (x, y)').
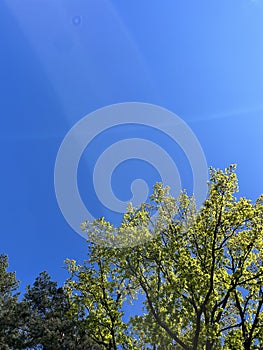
top-left (1, 0), bottom-right (263, 294)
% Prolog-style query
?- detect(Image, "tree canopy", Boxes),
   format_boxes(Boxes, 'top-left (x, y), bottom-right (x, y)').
top-left (66, 165), bottom-right (263, 349)
top-left (0, 254), bottom-right (26, 349)
top-left (0, 259), bottom-right (99, 349)
top-left (1, 165), bottom-right (263, 349)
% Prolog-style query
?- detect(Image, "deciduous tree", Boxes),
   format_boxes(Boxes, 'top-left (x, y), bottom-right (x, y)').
top-left (68, 165), bottom-right (263, 349)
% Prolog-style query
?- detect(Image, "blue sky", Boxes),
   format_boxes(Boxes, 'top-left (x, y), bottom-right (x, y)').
top-left (1, 0), bottom-right (263, 292)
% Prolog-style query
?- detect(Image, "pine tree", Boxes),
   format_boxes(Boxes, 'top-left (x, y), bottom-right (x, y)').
top-left (0, 254), bottom-right (27, 349)
top-left (24, 271), bottom-right (100, 350)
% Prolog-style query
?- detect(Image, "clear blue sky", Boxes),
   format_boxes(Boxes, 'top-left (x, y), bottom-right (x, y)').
top-left (1, 0), bottom-right (263, 292)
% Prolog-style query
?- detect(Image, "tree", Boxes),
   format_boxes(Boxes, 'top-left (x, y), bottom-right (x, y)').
top-left (0, 254), bottom-right (27, 350)
top-left (67, 165), bottom-right (263, 349)
top-left (65, 256), bottom-right (136, 350)
top-left (23, 271), bottom-right (100, 350)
